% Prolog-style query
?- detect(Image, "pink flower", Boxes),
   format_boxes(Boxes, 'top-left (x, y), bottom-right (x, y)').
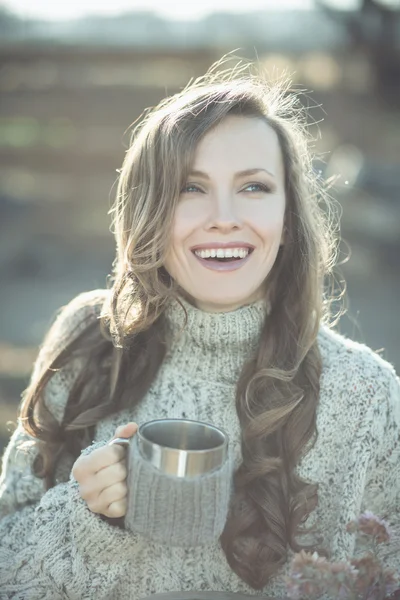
top-left (346, 511), bottom-right (392, 544)
top-left (285, 550), bottom-right (358, 599)
top-left (350, 552), bottom-right (398, 598)
top-left (285, 512), bottom-right (399, 600)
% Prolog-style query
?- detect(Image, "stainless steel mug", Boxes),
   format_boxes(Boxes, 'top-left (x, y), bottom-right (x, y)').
top-left (109, 418), bottom-right (232, 546)
top-left (110, 418), bottom-right (229, 477)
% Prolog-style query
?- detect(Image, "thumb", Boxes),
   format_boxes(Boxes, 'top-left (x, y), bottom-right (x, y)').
top-left (112, 422), bottom-right (138, 440)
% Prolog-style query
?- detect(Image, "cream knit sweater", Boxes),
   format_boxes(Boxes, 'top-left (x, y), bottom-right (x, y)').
top-left (0, 289), bottom-right (399, 600)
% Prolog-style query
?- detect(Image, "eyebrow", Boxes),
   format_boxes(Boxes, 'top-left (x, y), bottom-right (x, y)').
top-left (188, 168), bottom-right (276, 179)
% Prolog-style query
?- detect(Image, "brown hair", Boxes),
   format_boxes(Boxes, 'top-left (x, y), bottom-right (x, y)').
top-left (20, 57), bottom-right (340, 589)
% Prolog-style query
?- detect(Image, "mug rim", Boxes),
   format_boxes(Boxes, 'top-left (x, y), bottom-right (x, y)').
top-left (137, 418), bottom-right (229, 454)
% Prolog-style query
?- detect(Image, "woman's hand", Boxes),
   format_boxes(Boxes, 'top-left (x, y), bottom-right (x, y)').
top-left (71, 422), bottom-right (138, 518)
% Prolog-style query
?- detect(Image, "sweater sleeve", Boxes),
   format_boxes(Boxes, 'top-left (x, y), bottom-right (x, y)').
top-left (0, 290), bottom-right (102, 518)
top-left (353, 368), bottom-right (400, 578)
top-left (0, 291), bottom-right (149, 599)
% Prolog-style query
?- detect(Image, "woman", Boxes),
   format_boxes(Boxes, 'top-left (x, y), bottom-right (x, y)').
top-left (0, 59), bottom-right (399, 600)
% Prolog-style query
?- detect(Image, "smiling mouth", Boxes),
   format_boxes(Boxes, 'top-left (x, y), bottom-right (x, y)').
top-left (192, 248), bottom-right (254, 262)
top-left (191, 247), bottom-right (255, 272)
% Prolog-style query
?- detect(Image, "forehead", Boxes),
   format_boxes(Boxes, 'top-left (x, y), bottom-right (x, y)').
top-left (192, 115), bottom-right (284, 176)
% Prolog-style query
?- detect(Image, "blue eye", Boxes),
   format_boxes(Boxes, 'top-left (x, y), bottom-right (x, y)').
top-left (181, 182), bottom-right (272, 195)
top-left (181, 184), bottom-right (203, 194)
top-left (244, 183), bottom-right (271, 193)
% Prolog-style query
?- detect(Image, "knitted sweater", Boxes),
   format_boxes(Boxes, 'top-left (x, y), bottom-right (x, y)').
top-left (0, 289), bottom-right (399, 600)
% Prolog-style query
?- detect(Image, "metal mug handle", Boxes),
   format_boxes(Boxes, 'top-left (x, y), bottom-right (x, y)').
top-left (108, 437), bottom-right (131, 447)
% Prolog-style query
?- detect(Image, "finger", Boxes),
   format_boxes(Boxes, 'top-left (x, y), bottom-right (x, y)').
top-left (98, 482), bottom-right (127, 508)
top-left (83, 444), bottom-right (125, 475)
top-left (104, 498), bottom-right (127, 519)
top-left (78, 460), bottom-right (127, 500)
top-left (95, 460), bottom-right (128, 490)
top-left (112, 422), bottom-right (138, 440)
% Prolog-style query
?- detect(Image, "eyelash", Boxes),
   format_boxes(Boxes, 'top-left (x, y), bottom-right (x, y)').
top-left (181, 182), bottom-right (272, 194)
top-left (244, 183), bottom-right (272, 193)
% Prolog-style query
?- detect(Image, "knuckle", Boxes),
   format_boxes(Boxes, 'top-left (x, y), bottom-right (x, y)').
top-left (78, 483), bottom-right (97, 502)
top-left (116, 462), bottom-right (128, 481)
top-left (106, 500), bottom-right (126, 518)
top-left (78, 484), bottom-right (89, 500)
top-left (86, 499), bottom-right (101, 514)
top-left (88, 446), bottom-right (112, 470)
top-left (103, 445), bottom-right (123, 464)
top-left (100, 482), bottom-right (127, 505)
top-left (112, 446), bottom-right (125, 461)
top-left (93, 446), bottom-right (110, 465)
top-left (72, 459), bottom-right (86, 481)
top-left (114, 482), bottom-right (128, 498)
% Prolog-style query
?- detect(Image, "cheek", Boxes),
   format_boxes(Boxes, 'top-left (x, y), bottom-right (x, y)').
top-left (246, 192), bottom-right (285, 220)
top-left (168, 224), bottom-right (186, 256)
top-left (167, 204), bottom-right (200, 252)
top-left (164, 216), bottom-right (190, 274)
top-left (251, 207), bottom-right (285, 244)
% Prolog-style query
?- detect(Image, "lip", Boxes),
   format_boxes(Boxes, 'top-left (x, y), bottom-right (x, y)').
top-left (190, 242), bottom-right (255, 251)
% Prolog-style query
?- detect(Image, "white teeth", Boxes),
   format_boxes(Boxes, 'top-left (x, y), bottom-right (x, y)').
top-left (194, 247), bottom-right (251, 260)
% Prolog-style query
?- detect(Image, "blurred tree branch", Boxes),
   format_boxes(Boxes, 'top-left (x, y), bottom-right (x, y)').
top-left (315, 0), bottom-right (400, 102)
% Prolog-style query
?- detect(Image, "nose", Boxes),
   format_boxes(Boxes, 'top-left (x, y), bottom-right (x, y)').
top-left (204, 194), bottom-right (243, 233)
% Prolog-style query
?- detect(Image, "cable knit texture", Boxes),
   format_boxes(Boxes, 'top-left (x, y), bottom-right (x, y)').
top-left (0, 288), bottom-right (399, 600)
top-left (125, 436), bottom-right (234, 547)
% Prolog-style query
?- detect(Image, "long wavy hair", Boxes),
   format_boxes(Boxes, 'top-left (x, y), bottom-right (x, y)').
top-left (19, 57), bottom-right (340, 589)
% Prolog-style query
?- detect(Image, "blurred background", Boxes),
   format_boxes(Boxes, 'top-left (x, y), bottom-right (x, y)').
top-left (0, 0), bottom-right (399, 456)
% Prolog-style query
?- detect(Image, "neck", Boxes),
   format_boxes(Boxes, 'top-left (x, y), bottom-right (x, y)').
top-left (180, 288), bottom-right (267, 314)
top-left (163, 294), bottom-right (269, 385)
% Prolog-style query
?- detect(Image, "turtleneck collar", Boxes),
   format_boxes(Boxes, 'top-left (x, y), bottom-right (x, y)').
top-left (163, 295), bottom-right (268, 385)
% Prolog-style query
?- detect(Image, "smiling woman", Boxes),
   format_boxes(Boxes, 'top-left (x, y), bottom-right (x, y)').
top-left (0, 56), bottom-right (399, 600)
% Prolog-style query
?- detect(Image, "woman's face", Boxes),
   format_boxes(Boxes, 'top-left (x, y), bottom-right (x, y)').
top-left (164, 115), bottom-right (286, 312)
